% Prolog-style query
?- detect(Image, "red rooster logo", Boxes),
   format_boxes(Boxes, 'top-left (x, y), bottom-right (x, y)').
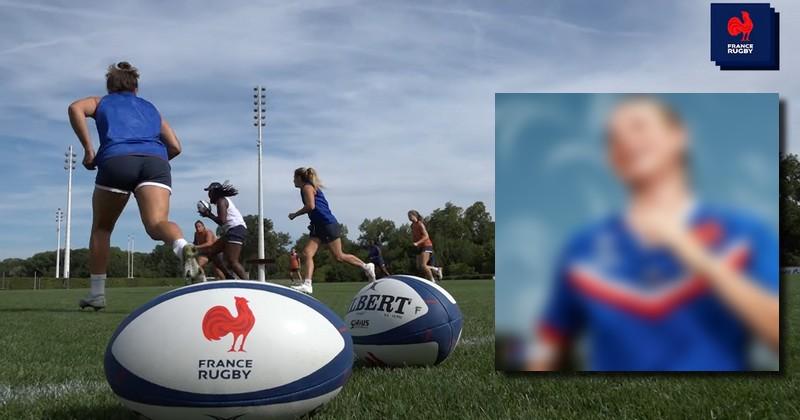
top-left (202, 296), bottom-right (256, 352)
top-left (727, 11), bottom-right (753, 42)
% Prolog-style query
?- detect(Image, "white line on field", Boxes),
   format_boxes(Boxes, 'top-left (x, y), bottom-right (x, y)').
top-left (0, 380), bottom-right (108, 406)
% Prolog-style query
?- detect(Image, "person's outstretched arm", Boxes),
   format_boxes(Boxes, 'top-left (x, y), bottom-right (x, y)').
top-left (67, 96), bottom-right (100, 170)
top-left (289, 185), bottom-right (316, 220)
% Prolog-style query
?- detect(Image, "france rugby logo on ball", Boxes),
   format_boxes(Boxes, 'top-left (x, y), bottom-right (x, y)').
top-left (105, 281), bottom-right (353, 419)
top-left (345, 275), bottom-right (463, 366)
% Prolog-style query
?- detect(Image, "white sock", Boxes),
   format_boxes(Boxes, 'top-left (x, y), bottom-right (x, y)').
top-left (304, 279), bottom-right (312, 286)
top-left (90, 274), bottom-right (106, 296)
top-left (172, 238), bottom-right (188, 257)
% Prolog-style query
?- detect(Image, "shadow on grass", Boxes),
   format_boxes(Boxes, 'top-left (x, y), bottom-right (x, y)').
top-left (353, 359), bottom-right (432, 370)
top-left (0, 308), bottom-right (130, 314)
top-left (43, 405), bottom-right (138, 420)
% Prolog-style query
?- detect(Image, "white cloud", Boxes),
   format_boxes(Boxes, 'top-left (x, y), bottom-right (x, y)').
top-left (1, 0), bottom-right (797, 259)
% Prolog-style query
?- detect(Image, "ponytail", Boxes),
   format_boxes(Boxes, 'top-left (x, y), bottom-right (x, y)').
top-left (294, 167), bottom-right (323, 189)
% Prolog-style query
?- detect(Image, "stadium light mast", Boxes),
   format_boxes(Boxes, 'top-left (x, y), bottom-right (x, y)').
top-left (55, 208), bottom-right (63, 279)
top-left (63, 146), bottom-right (76, 279)
top-left (253, 86), bottom-right (266, 282)
top-left (127, 234), bottom-right (134, 279)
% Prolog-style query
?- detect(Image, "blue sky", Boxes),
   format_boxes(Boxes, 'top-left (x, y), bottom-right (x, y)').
top-left (495, 93), bottom-right (779, 335)
top-left (0, 0), bottom-right (798, 260)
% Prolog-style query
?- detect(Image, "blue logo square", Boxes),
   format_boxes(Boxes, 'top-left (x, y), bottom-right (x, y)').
top-left (710, 3), bottom-right (779, 70)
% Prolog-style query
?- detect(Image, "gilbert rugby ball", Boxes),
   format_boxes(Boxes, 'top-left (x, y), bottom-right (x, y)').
top-left (105, 281), bottom-right (352, 420)
top-left (345, 275), bottom-right (462, 366)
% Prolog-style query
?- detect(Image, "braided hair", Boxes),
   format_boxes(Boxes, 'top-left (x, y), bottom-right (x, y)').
top-left (209, 180), bottom-right (238, 201)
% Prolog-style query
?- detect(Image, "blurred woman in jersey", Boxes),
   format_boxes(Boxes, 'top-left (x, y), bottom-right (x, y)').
top-left (68, 62), bottom-right (201, 310)
top-left (288, 249), bottom-right (302, 285)
top-left (197, 181), bottom-right (249, 280)
top-left (289, 167), bottom-right (376, 294)
top-left (193, 220), bottom-right (228, 281)
top-left (529, 96), bottom-right (778, 371)
top-left (408, 210), bottom-right (443, 282)
top-left (368, 239), bottom-right (391, 278)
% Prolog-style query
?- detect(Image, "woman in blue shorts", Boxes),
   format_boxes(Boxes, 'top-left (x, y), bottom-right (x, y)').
top-left (288, 167), bottom-right (376, 294)
top-left (68, 62), bottom-right (201, 310)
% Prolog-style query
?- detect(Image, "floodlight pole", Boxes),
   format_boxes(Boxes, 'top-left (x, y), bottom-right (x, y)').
top-left (63, 146), bottom-right (76, 279)
top-left (127, 234), bottom-right (135, 279)
top-left (55, 208), bottom-right (63, 279)
top-left (253, 86), bottom-right (266, 282)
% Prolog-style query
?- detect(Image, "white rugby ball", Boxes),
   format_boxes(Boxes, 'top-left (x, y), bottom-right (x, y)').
top-left (105, 281), bottom-right (352, 420)
top-left (345, 275), bottom-right (462, 366)
top-left (197, 200), bottom-right (211, 213)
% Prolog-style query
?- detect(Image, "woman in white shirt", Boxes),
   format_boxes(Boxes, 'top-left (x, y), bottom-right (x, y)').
top-left (197, 181), bottom-right (249, 280)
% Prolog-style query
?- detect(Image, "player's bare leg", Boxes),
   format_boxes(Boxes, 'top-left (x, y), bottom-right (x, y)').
top-left (81, 187), bottom-right (129, 310)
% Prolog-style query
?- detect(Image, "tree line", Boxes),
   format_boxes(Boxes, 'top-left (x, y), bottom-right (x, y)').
top-left (0, 201), bottom-right (494, 282)
top-left (782, 154), bottom-right (800, 265)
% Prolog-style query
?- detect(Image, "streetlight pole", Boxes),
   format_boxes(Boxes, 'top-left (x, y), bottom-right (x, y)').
top-left (63, 146), bottom-right (76, 279)
top-left (253, 86), bottom-right (266, 282)
top-left (127, 234), bottom-right (135, 279)
top-left (55, 208), bottom-right (63, 279)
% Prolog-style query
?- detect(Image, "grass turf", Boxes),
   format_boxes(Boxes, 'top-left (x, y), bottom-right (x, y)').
top-left (0, 278), bottom-right (798, 419)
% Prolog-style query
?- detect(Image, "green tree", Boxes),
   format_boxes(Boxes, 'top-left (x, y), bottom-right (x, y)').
top-left (0, 203), bottom-right (495, 280)
top-left (781, 154), bottom-right (800, 265)
top-left (240, 215), bottom-right (292, 277)
top-left (357, 218), bottom-right (396, 246)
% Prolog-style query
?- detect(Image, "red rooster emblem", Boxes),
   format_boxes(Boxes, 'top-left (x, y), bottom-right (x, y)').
top-left (202, 296), bottom-right (256, 352)
top-left (727, 11), bottom-right (753, 42)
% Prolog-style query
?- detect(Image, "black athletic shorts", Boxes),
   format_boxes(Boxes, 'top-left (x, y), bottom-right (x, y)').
top-left (95, 155), bottom-right (172, 194)
top-left (224, 225), bottom-right (248, 245)
top-left (309, 223), bottom-right (341, 244)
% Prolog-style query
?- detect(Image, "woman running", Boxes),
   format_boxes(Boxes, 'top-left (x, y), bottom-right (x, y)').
top-left (69, 61), bottom-right (201, 310)
top-left (368, 239), bottom-right (391, 278)
top-left (288, 167), bottom-right (376, 294)
top-left (288, 249), bottom-right (302, 285)
top-left (408, 210), bottom-right (443, 282)
top-left (197, 181), bottom-right (249, 280)
top-left (529, 96), bottom-right (778, 371)
top-left (193, 220), bottom-right (228, 281)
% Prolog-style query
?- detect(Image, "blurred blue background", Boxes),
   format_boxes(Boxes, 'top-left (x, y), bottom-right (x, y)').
top-left (495, 93), bottom-right (778, 339)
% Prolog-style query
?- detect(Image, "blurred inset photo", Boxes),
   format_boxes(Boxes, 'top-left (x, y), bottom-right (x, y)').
top-left (495, 93), bottom-right (779, 372)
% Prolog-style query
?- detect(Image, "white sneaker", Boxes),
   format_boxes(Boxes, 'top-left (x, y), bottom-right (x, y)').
top-left (181, 245), bottom-right (203, 282)
top-left (435, 267), bottom-right (444, 281)
top-left (364, 263), bottom-right (376, 282)
top-left (291, 282), bottom-right (313, 294)
top-left (79, 294), bottom-right (106, 311)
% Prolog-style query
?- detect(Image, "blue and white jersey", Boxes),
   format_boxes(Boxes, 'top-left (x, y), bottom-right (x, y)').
top-left (95, 92), bottom-right (166, 163)
top-left (539, 203), bottom-right (777, 371)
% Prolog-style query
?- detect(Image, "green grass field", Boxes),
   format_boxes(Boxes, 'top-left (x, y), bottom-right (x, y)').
top-left (1, 278), bottom-right (799, 419)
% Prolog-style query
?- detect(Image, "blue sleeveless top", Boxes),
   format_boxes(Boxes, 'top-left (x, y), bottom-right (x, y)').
top-left (94, 92), bottom-right (166, 163)
top-left (303, 184), bottom-right (337, 226)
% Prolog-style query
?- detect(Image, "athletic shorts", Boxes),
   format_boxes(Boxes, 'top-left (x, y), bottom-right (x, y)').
top-left (309, 223), bottom-right (341, 244)
top-left (419, 246), bottom-right (435, 265)
top-left (224, 225), bottom-right (247, 245)
top-left (370, 257), bottom-right (386, 266)
top-left (95, 155), bottom-right (171, 194)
